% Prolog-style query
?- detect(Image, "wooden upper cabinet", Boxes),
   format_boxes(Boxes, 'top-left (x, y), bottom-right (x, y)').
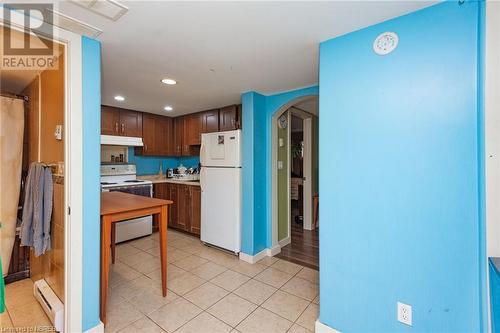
top-left (155, 116), bottom-right (173, 155)
top-left (201, 109), bottom-right (219, 133)
top-left (141, 113), bottom-right (157, 155)
top-left (101, 105), bottom-right (142, 137)
top-left (119, 110), bottom-right (142, 137)
top-left (219, 105), bottom-right (238, 131)
top-left (184, 113), bottom-right (201, 146)
top-left (101, 106), bottom-right (120, 135)
top-left (236, 104), bottom-right (242, 129)
top-left (137, 113), bottom-right (173, 156)
top-left (173, 117), bottom-right (184, 156)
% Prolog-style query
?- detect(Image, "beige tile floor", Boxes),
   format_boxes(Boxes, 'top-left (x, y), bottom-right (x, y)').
top-left (1, 278), bottom-right (54, 331)
top-left (105, 229), bottom-right (320, 333)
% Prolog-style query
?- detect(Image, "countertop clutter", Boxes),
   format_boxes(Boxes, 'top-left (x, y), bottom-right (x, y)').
top-left (137, 175), bottom-right (200, 186)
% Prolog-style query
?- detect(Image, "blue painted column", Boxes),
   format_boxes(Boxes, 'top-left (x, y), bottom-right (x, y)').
top-left (82, 36), bottom-right (101, 331)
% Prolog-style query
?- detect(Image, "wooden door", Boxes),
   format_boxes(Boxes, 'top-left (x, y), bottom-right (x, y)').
top-left (201, 109), bottom-right (219, 133)
top-left (219, 105), bottom-right (237, 131)
top-left (173, 117), bottom-right (184, 156)
top-left (119, 109), bottom-right (142, 137)
top-left (141, 113), bottom-right (156, 155)
top-left (101, 105), bottom-right (120, 135)
top-left (189, 186), bottom-right (201, 236)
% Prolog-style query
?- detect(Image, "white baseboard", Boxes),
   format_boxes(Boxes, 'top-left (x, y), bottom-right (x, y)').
top-left (315, 320), bottom-right (342, 333)
top-left (267, 244), bottom-right (281, 256)
top-left (239, 244), bottom-right (282, 264)
top-left (84, 321), bottom-right (104, 333)
top-left (278, 237), bottom-right (291, 248)
top-left (239, 248), bottom-right (267, 264)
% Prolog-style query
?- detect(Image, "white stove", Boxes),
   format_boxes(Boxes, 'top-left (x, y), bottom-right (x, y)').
top-left (100, 164), bottom-right (153, 242)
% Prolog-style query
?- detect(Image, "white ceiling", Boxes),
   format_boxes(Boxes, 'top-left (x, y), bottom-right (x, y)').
top-left (7, 1), bottom-right (436, 115)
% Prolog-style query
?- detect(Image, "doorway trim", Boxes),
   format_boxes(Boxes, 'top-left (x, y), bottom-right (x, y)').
top-left (1, 11), bottom-right (84, 333)
top-left (271, 95), bottom-right (318, 250)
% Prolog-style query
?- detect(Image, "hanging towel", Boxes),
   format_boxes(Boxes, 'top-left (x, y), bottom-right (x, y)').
top-left (20, 163), bottom-right (53, 256)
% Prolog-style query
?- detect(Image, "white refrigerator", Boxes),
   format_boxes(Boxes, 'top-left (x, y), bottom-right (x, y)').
top-left (200, 129), bottom-right (242, 254)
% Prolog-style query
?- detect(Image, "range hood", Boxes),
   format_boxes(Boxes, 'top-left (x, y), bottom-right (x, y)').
top-left (101, 135), bottom-right (144, 147)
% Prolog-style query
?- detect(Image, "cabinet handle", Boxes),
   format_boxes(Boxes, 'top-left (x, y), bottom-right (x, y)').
top-left (121, 123), bottom-right (125, 133)
top-left (144, 144), bottom-right (147, 152)
top-left (115, 122), bottom-right (119, 133)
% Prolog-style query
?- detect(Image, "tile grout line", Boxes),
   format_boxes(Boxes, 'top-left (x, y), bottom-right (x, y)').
top-left (111, 231), bottom-right (318, 333)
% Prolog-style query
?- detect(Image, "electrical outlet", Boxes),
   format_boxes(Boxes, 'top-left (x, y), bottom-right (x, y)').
top-left (397, 302), bottom-right (412, 326)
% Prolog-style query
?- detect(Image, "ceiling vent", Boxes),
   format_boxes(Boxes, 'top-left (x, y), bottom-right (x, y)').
top-left (69, 0), bottom-right (129, 21)
top-left (47, 8), bottom-right (103, 38)
top-left (0, 5), bottom-right (102, 39)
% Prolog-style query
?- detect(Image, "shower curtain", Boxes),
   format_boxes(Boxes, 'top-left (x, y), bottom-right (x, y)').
top-left (0, 96), bottom-right (25, 276)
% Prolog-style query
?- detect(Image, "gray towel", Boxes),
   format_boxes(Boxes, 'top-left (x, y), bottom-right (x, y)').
top-left (20, 163), bottom-right (53, 256)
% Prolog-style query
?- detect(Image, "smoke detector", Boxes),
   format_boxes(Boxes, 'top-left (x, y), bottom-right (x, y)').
top-left (373, 32), bottom-right (398, 55)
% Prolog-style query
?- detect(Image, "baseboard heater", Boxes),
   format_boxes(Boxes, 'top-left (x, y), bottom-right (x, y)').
top-left (33, 279), bottom-right (64, 332)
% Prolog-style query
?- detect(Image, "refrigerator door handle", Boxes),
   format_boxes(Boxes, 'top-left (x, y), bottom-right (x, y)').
top-left (200, 143), bottom-right (206, 166)
top-left (200, 167), bottom-right (205, 192)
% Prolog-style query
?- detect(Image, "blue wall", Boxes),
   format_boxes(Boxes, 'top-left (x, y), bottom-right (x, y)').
top-left (241, 86), bottom-right (318, 255)
top-left (82, 36), bottom-right (101, 331)
top-left (318, 2), bottom-right (485, 332)
top-left (127, 148), bottom-right (199, 175)
top-left (490, 259), bottom-right (500, 333)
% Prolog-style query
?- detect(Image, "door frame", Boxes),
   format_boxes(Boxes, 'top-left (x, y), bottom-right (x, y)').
top-left (271, 96), bottom-right (317, 249)
top-left (1, 11), bottom-right (84, 333)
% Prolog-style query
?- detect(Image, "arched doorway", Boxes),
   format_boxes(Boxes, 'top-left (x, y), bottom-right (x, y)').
top-left (271, 96), bottom-right (319, 269)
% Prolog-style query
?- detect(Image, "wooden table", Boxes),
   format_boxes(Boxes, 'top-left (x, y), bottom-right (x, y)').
top-left (100, 192), bottom-right (173, 325)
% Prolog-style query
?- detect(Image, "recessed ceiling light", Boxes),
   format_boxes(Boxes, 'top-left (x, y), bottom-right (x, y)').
top-left (161, 78), bottom-right (177, 85)
top-left (114, 95), bottom-right (125, 101)
top-left (164, 106), bottom-right (173, 112)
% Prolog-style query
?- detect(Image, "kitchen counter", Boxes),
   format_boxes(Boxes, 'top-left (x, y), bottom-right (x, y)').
top-left (138, 175), bottom-right (200, 186)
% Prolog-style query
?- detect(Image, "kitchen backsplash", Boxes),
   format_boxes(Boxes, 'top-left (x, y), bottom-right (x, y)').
top-left (127, 147), bottom-right (199, 175)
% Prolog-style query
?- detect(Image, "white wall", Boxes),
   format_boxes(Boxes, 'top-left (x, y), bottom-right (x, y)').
top-left (486, 1), bottom-right (500, 259)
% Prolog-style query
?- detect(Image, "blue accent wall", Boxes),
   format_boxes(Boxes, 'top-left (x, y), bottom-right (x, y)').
top-left (241, 86), bottom-right (318, 255)
top-left (318, 2), bottom-right (485, 332)
top-left (82, 36), bottom-right (101, 331)
top-left (490, 259), bottom-right (500, 333)
top-left (127, 148), bottom-right (199, 175)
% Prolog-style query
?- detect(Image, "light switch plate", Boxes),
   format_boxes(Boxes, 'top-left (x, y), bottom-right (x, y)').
top-left (54, 125), bottom-right (63, 140)
top-left (397, 301), bottom-right (412, 326)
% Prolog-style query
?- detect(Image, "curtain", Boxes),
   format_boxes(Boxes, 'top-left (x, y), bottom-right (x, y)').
top-left (0, 96), bottom-right (24, 276)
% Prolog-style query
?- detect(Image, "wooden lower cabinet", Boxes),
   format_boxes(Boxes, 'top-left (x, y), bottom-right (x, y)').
top-left (153, 182), bottom-right (201, 236)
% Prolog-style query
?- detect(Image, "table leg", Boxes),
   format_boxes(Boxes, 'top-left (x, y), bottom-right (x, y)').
top-left (100, 215), bottom-right (112, 326)
top-left (111, 224), bottom-right (116, 264)
top-left (159, 205), bottom-right (168, 297)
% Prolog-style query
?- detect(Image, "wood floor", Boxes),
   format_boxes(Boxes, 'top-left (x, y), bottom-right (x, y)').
top-left (277, 221), bottom-right (319, 270)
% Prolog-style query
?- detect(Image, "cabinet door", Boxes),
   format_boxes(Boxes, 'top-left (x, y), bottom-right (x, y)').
top-left (119, 109), bottom-right (143, 137)
top-left (155, 116), bottom-right (173, 155)
top-left (169, 184), bottom-right (179, 228)
top-left (153, 183), bottom-right (169, 231)
top-left (101, 106), bottom-right (120, 135)
top-left (176, 185), bottom-right (189, 231)
top-left (184, 113), bottom-right (201, 147)
top-left (201, 109), bottom-right (219, 133)
top-left (173, 117), bottom-right (184, 156)
top-left (219, 105), bottom-right (237, 131)
top-left (189, 186), bottom-right (201, 236)
top-left (236, 104), bottom-right (242, 129)
top-left (142, 113), bottom-right (157, 155)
